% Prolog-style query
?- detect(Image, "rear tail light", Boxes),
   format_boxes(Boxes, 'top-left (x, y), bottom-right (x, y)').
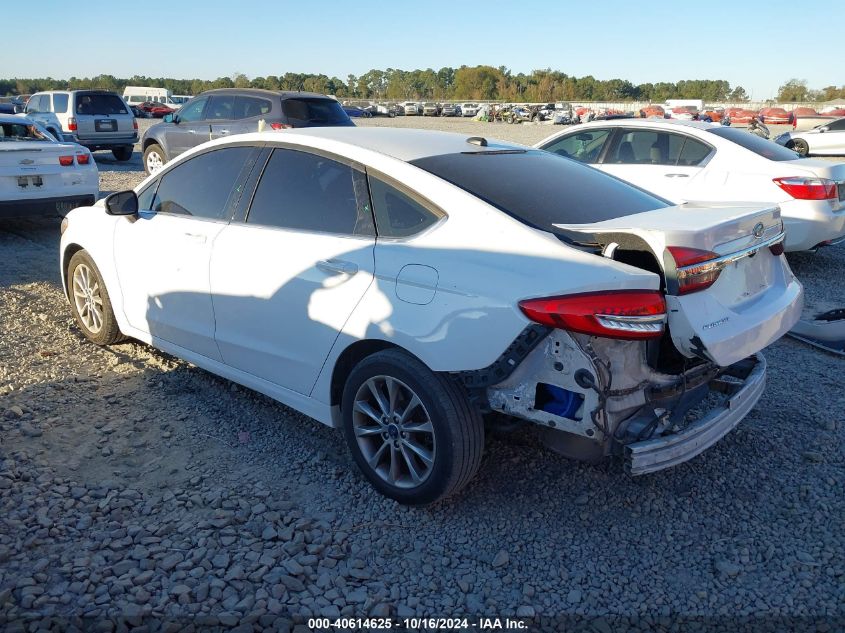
top-left (269, 122), bottom-right (292, 130)
top-left (133, 119), bottom-right (138, 130)
top-left (668, 246), bottom-right (722, 294)
top-left (59, 155), bottom-right (74, 166)
top-left (773, 177), bottom-right (837, 200)
top-left (67, 117), bottom-right (77, 132)
top-left (75, 152), bottom-right (90, 165)
top-left (769, 242), bottom-right (785, 256)
top-left (518, 290), bottom-right (666, 340)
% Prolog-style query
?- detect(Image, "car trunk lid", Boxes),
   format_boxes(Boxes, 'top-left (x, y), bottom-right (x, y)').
top-left (554, 202), bottom-right (803, 366)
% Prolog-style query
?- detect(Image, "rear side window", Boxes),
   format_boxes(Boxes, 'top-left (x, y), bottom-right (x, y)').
top-left (0, 122), bottom-right (50, 142)
top-left (246, 148), bottom-right (373, 235)
top-left (606, 130), bottom-right (684, 165)
top-left (368, 176), bottom-right (442, 238)
top-left (540, 129), bottom-right (611, 163)
top-left (234, 96), bottom-right (272, 119)
top-left (410, 150), bottom-right (668, 231)
top-left (52, 93), bottom-right (68, 114)
top-left (706, 127), bottom-right (800, 161)
top-left (206, 95), bottom-right (235, 120)
top-left (152, 147), bottom-right (254, 220)
top-left (75, 93), bottom-right (127, 116)
top-left (281, 98), bottom-right (352, 127)
top-left (677, 137), bottom-right (712, 166)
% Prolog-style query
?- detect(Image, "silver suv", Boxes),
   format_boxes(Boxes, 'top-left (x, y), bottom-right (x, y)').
top-left (25, 90), bottom-right (138, 161)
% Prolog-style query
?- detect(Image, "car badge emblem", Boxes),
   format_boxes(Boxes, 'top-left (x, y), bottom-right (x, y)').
top-left (753, 223), bottom-right (765, 238)
top-left (19, 158), bottom-right (35, 165)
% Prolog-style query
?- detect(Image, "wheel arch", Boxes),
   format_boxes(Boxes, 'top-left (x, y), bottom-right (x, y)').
top-left (329, 339), bottom-right (404, 410)
top-left (61, 242), bottom-right (85, 297)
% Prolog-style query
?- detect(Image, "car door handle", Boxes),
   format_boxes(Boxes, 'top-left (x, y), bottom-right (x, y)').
top-left (664, 173), bottom-right (690, 178)
top-left (187, 129), bottom-right (198, 134)
top-left (317, 259), bottom-right (358, 275)
top-left (183, 232), bottom-right (206, 244)
top-left (218, 129), bottom-right (230, 135)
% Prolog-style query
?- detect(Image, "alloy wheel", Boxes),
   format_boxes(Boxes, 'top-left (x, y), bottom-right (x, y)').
top-left (72, 264), bottom-right (104, 334)
top-left (352, 375), bottom-right (436, 489)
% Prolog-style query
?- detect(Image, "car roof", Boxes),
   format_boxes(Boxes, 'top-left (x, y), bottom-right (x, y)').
top-left (199, 88), bottom-right (335, 101)
top-left (576, 119), bottom-right (719, 131)
top-left (0, 114), bottom-right (29, 124)
top-left (228, 127), bottom-right (527, 162)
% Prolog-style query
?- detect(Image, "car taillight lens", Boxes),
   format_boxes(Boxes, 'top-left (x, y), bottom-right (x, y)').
top-left (518, 290), bottom-right (666, 340)
top-left (773, 177), bottom-right (837, 200)
top-left (668, 246), bottom-right (721, 294)
top-left (67, 117), bottom-right (77, 131)
top-left (59, 155), bottom-right (74, 166)
top-left (133, 119), bottom-right (138, 130)
top-left (75, 153), bottom-right (90, 165)
top-left (270, 122), bottom-right (292, 130)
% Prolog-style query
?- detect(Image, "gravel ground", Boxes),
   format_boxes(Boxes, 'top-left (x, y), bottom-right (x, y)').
top-left (1, 116), bottom-right (844, 632)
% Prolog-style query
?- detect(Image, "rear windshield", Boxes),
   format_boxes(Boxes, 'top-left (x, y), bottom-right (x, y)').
top-left (0, 122), bottom-right (50, 142)
top-left (410, 150), bottom-right (668, 230)
top-left (75, 93), bottom-right (128, 116)
top-left (706, 127), bottom-right (801, 161)
top-left (281, 98), bottom-right (352, 127)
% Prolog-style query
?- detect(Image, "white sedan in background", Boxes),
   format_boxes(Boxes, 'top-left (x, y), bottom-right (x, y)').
top-left (1, 115), bottom-right (98, 218)
top-left (60, 128), bottom-right (801, 504)
top-left (774, 117), bottom-right (845, 157)
top-left (536, 120), bottom-right (845, 252)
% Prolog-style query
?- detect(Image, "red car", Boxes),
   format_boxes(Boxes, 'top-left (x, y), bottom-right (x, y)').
top-left (139, 101), bottom-right (175, 118)
top-left (758, 107), bottom-right (793, 125)
top-left (726, 108), bottom-right (757, 124)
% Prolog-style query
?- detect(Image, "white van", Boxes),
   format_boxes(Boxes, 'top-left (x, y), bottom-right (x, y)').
top-left (123, 86), bottom-right (181, 107)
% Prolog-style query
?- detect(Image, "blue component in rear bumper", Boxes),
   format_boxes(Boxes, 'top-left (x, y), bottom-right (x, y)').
top-left (625, 354), bottom-right (766, 475)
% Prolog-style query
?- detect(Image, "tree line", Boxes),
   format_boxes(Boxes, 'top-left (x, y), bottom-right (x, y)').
top-left (2, 67), bottom-right (842, 103)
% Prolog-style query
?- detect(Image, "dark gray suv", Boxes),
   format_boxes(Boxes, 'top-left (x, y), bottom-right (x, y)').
top-left (141, 89), bottom-right (354, 174)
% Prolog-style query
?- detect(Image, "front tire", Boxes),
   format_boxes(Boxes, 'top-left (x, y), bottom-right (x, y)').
top-left (112, 146), bottom-right (133, 161)
top-left (67, 250), bottom-right (125, 346)
top-left (143, 143), bottom-right (166, 175)
top-left (341, 350), bottom-right (484, 505)
top-left (790, 139), bottom-right (810, 157)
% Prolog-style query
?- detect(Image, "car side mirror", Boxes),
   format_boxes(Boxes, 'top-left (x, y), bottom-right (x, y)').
top-left (164, 113), bottom-right (175, 123)
top-left (819, 126), bottom-right (828, 133)
top-left (104, 190), bottom-right (138, 216)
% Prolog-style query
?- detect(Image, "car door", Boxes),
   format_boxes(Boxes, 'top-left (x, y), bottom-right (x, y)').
top-left (209, 147), bottom-right (376, 395)
top-left (113, 145), bottom-right (260, 360)
top-left (599, 129), bottom-right (709, 203)
top-left (218, 95), bottom-right (274, 138)
top-left (168, 96), bottom-right (211, 157)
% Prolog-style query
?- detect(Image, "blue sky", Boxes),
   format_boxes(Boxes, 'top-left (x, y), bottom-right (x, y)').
top-left (2, 0), bottom-right (841, 99)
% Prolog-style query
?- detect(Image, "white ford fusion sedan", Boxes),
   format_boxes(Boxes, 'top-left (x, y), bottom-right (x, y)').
top-left (60, 128), bottom-right (802, 504)
top-left (536, 119), bottom-right (845, 252)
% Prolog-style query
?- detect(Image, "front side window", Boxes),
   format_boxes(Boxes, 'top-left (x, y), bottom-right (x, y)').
top-left (826, 118), bottom-right (845, 131)
top-left (206, 95), bottom-right (235, 120)
top-left (246, 148), bottom-right (372, 235)
top-left (137, 182), bottom-right (157, 210)
top-left (234, 96), bottom-right (272, 120)
top-left (52, 93), bottom-right (68, 114)
top-left (368, 176), bottom-right (442, 238)
top-left (26, 95), bottom-right (47, 113)
top-left (152, 147), bottom-right (253, 220)
top-left (177, 97), bottom-right (208, 122)
top-left (541, 129), bottom-right (611, 163)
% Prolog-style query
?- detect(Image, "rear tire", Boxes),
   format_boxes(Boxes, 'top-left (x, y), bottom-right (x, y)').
top-left (341, 349), bottom-right (484, 505)
top-left (790, 139), bottom-right (809, 157)
top-left (143, 143), bottom-right (166, 175)
top-left (67, 250), bottom-right (126, 346)
top-left (112, 146), bottom-right (133, 161)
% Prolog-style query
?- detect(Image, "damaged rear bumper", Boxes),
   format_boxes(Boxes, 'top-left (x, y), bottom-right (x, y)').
top-left (625, 354), bottom-right (766, 475)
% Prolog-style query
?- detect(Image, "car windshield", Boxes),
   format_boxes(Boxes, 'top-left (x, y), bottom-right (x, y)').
top-left (0, 122), bottom-right (50, 142)
top-left (76, 93), bottom-right (127, 115)
top-left (706, 127), bottom-right (801, 161)
top-left (281, 98), bottom-right (352, 127)
top-left (409, 149), bottom-right (668, 230)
